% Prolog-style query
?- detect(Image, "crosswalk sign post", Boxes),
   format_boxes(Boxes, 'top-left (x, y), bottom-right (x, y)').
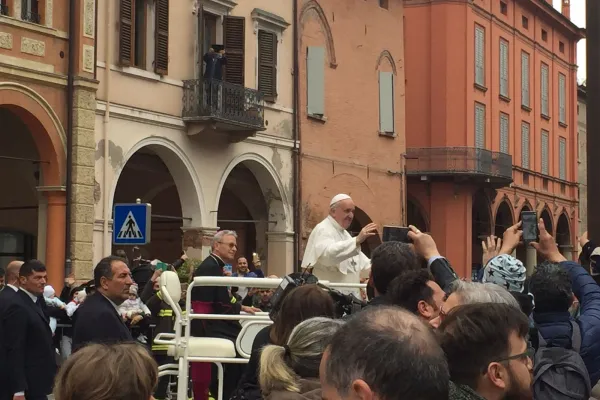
top-left (113, 202), bottom-right (152, 245)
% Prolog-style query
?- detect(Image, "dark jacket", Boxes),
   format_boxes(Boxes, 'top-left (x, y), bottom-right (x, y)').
top-left (203, 52), bottom-right (227, 80)
top-left (448, 382), bottom-right (484, 400)
top-left (72, 292), bottom-right (133, 352)
top-left (0, 289), bottom-right (57, 399)
top-left (264, 378), bottom-right (322, 400)
top-left (533, 261), bottom-right (600, 386)
top-left (191, 253), bottom-right (241, 340)
top-left (429, 257), bottom-right (459, 292)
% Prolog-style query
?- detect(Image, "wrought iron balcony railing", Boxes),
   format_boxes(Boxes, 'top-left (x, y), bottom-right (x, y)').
top-left (182, 78), bottom-right (265, 131)
top-left (405, 147), bottom-right (513, 183)
top-left (21, 9), bottom-right (40, 24)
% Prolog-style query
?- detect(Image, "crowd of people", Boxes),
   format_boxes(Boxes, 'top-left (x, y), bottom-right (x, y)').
top-left (0, 193), bottom-right (599, 400)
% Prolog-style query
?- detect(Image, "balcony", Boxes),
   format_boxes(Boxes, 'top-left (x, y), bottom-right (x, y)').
top-left (405, 147), bottom-right (513, 186)
top-left (182, 79), bottom-right (266, 138)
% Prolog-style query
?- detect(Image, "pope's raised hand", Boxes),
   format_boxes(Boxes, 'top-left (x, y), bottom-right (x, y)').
top-left (357, 223), bottom-right (378, 244)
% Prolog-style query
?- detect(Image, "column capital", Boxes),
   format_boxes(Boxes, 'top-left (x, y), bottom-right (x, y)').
top-left (182, 226), bottom-right (219, 249)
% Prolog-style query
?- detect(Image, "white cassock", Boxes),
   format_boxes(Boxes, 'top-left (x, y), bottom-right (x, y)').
top-left (301, 215), bottom-right (371, 296)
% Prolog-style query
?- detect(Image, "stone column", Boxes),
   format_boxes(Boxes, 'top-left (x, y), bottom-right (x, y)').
top-left (526, 247), bottom-right (537, 276)
top-left (70, 81), bottom-right (98, 280)
top-left (266, 231), bottom-right (295, 277)
top-left (45, 190), bottom-right (66, 291)
top-left (182, 227), bottom-right (219, 260)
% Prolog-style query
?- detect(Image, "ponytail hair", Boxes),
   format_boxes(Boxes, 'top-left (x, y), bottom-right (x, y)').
top-left (259, 317), bottom-right (344, 395)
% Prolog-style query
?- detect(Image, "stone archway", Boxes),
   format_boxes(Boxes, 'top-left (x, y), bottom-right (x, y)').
top-left (0, 83), bottom-right (67, 290)
top-left (110, 138), bottom-right (205, 263)
top-left (407, 196), bottom-right (429, 232)
top-left (540, 207), bottom-right (553, 236)
top-left (556, 212), bottom-right (572, 259)
top-left (215, 153), bottom-right (292, 276)
top-left (494, 200), bottom-right (514, 237)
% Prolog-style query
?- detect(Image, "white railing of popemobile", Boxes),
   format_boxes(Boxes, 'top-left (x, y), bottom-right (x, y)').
top-left (153, 272), bottom-right (366, 400)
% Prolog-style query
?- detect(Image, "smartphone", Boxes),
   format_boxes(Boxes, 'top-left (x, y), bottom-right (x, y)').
top-left (521, 211), bottom-right (538, 243)
top-left (382, 226), bottom-right (412, 243)
top-left (224, 264), bottom-right (233, 274)
top-left (156, 262), bottom-right (168, 272)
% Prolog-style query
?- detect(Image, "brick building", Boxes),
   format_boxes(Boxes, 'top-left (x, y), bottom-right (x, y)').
top-left (298, 0), bottom-right (407, 258)
top-left (403, 0), bottom-right (584, 277)
top-left (0, 0), bottom-right (97, 289)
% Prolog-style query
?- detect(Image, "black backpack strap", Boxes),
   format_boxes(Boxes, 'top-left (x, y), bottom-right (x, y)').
top-left (571, 321), bottom-right (582, 353)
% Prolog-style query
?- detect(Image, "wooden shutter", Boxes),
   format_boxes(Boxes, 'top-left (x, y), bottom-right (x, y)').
top-left (307, 46), bottom-right (325, 116)
top-left (500, 113), bottom-right (509, 153)
top-left (475, 103), bottom-right (485, 149)
top-left (559, 137), bottom-right (566, 180)
top-left (223, 16), bottom-right (245, 86)
top-left (559, 73), bottom-right (566, 124)
top-left (499, 39), bottom-right (509, 97)
top-left (258, 30), bottom-right (277, 102)
top-left (521, 52), bottom-right (530, 107)
top-left (119, 0), bottom-right (134, 66)
top-left (379, 71), bottom-right (395, 133)
top-left (154, 0), bottom-right (169, 75)
top-left (521, 122), bottom-right (530, 169)
top-left (475, 25), bottom-right (485, 86)
top-left (541, 63), bottom-right (549, 116)
top-left (541, 130), bottom-right (549, 175)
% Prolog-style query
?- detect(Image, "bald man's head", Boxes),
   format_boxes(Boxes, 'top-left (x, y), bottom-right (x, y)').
top-left (5, 260), bottom-right (24, 286)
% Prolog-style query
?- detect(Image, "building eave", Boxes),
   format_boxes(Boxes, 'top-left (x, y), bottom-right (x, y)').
top-left (520, 0), bottom-right (584, 40)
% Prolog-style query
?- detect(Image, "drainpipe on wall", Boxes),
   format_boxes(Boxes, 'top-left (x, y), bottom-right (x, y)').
top-left (102, 0), bottom-right (112, 256)
top-left (65, 0), bottom-right (76, 276)
top-left (292, 0), bottom-right (301, 271)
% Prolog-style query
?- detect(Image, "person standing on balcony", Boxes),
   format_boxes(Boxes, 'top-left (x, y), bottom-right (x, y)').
top-left (302, 194), bottom-right (377, 296)
top-left (203, 46), bottom-right (227, 81)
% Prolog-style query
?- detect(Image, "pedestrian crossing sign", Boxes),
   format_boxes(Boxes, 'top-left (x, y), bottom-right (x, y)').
top-left (113, 203), bottom-right (152, 245)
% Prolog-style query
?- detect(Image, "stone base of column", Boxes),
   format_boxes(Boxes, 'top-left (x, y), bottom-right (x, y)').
top-left (182, 227), bottom-right (219, 260)
top-left (266, 231), bottom-right (295, 277)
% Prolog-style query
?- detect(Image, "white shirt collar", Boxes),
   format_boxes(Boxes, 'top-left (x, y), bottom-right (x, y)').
top-left (100, 292), bottom-right (121, 313)
top-left (7, 284), bottom-right (18, 292)
top-left (20, 288), bottom-right (39, 303)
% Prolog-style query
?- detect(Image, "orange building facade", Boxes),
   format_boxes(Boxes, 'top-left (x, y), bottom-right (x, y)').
top-left (0, 0), bottom-right (97, 289)
top-left (403, 0), bottom-right (583, 277)
top-left (298, 0), bottom-right (407, 258)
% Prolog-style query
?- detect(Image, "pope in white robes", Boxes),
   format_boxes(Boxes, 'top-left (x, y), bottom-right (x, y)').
top-left (301, 194), bottom-right (378, 296)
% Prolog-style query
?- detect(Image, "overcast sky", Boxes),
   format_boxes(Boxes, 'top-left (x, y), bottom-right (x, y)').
top-left (552, 0), bottom-right (586, 83)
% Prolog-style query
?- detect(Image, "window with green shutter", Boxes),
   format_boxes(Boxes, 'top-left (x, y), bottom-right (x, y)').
top-left (475, 103), bottom-right (486, 149)
top-left (541, 130), bottom-right (549, 175)
top-left (499, 39), bottom-right (509, 98)
top-left (379, 71), bottom-right (395, 134)
top-left (258, 30), bottom-right (278, 102)
top-left (475, 25), bottom-right (485, 87)
top-left (500, 113), bottom-right (509, 153)
top-left (559, 73), bottom-right (566, 124)
top-left (521, 51), bottom-right (530, 108)
top-left (521, 122), bottom-right (530, 169)
top-left (307, 47), bottom-right (325, 116)
top-left (559, 137), bottom-right (566, 180)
